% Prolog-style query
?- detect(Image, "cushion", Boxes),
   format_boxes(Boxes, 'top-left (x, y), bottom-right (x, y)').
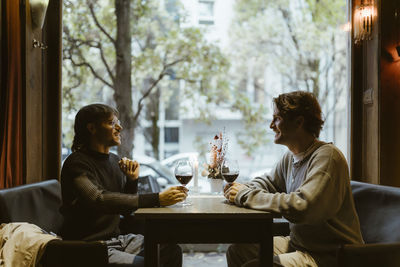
top-left (337, 243), bottom-right (400, 267)
top-left (40, 239), bottom-right (108, 267)
top-left (351, 181), bottom-right (400, 243)
top-left (0, 179), bottom-right (64, 234)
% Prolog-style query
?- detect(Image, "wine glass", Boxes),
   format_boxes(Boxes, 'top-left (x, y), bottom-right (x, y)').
top-left (220, 158), bottom-right (239, 185)
top-left (174, 160), bottom-right (193, 206)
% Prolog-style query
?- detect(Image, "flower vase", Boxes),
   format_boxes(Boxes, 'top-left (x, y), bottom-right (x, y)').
top-left (209, 178), bottom-right (224, 194)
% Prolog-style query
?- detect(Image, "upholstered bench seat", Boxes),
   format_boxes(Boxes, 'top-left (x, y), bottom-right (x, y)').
top-left (337, 181), bottom-right (400, 267)
top-left (0, 179), bottom-right (108, 267)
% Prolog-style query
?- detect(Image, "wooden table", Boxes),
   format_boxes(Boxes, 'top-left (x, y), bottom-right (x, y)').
top-left (135, 195), bottom-right (276, 267)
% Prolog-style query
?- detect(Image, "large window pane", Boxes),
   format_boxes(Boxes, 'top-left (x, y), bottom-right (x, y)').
top-left (62, 0), bottom-right (349, 181)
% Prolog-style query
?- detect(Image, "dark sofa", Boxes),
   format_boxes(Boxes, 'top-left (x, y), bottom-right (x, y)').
top-left (0, 179), bottom-right (108, 267)
top-left (2, 179), bottom-right (399, 267)
top-left (269, 180), bottom-right (400, 266)
top-left (336, 181), bottom-right (400, 267)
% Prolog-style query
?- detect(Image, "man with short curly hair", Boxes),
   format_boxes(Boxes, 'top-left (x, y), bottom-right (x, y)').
top-left (224, 91), bottom-right (363, 267)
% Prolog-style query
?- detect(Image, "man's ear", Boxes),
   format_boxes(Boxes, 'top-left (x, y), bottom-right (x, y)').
top-left (295, 116), bottom-right (304, 129)
top-left (87, 123), bottom-right (96, 135)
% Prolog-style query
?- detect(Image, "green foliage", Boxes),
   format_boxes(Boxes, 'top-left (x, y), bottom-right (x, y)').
top-left (62, 0), bottom-right (233, 154)
top-left (232, 92), bottom-right (269, 156)
top-left (64, 0), bottom-right (324, 157)
top-left (228, 0), bottom-right (347, 125)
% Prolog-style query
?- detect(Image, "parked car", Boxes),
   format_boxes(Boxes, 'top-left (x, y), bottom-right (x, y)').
top-left (135, 154), bottom-right (212, 194)
top-left (161, 152), bottom-right (200, 172)
top-left (135, 155), bottom-right (178, 192)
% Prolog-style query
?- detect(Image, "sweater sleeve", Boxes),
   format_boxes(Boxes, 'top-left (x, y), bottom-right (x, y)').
top-left (123, 175), bottom-right (160, 207)
top-left (244, 152), bottom-right (290, 193)
top-left (124, 178), bottom-right (138, 194)
top-left (235, 146), bottom-right (348, 224)
top-left (73, 175), bottom-right (139, 213)
top-left (72, 175), bottom-right (160, 213)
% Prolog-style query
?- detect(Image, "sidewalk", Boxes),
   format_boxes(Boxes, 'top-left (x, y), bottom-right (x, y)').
top-left (183, 252), bottom-right (227, 267)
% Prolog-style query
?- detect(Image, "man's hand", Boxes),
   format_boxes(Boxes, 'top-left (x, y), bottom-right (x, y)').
top-left (224, 182), bottom-right (247, 203)
top-left (159, 186), bottom-right (188, 206)
top-left (119, 157), bottom-right (140, 181)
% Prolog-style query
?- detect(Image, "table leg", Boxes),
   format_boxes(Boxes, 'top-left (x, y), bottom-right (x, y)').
top-left (259, 221), bottom-right (273, 267)
top-left (144, 240), bottom-right (159, 267)
top-left (144, 221), bottom-right (160, 267)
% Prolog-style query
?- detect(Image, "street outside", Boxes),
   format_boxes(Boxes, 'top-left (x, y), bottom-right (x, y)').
top-left (183, 252), bottom-right (227, 267)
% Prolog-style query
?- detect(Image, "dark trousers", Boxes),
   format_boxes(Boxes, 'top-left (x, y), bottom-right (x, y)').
top-left (107, 233), bottom-right (182, 267)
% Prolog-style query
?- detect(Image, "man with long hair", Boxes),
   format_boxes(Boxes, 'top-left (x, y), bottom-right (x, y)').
top-left (60, 103), bottom-right (186, 266)
top-left (224, 91), bottom-right (363, 267)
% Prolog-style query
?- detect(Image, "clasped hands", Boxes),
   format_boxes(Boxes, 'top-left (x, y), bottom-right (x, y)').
top-left (224, 182), bottom-right (247, 204)
top-left (119, 157), bottom-right (140, 180)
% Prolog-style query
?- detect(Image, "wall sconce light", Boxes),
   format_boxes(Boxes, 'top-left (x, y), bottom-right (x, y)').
top-left (30, 0), bottom-right (49, 49)
top-left (353, 2), bottom-right (375, 44)
top-left (30, 0), bottom-right (49, 31)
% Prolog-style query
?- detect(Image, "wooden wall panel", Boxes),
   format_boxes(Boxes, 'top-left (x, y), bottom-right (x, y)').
top-left (23, 0), bottom-right (62, 183)
top-left (42, 0), bottom-right (62, 180)
top-left (25, 0), bottom-right (44, 184)
top-left (352, 0), bottom-right (400, 187)
top-left (350, 0), bottom-right (364, 180)
top-left (361, 25), bottom-right (380, 184)
top-left (0, 1), bottom-right (4, 89)
top-left (351, 0), bottom-right (381, 184)
top-left (380, 0), bottom-right (400, 186)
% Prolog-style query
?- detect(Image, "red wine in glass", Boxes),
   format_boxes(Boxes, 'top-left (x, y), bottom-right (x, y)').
top-left (174, 160), bottom-right (193, 206)
top-left (222, 173), bottom-right (239, 183)
top-left (221, 159), bottom-right (239, 185)
top-left (175, 174), bottom-right (193, 186)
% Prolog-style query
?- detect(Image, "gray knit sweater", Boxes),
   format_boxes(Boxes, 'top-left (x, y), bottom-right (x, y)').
top-left (235, 141), bottom-right (363, 266)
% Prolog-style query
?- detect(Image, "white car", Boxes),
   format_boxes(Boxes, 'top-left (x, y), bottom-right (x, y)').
top-left (135, 154), bottom-right (212, 194)
top-left (134, 155), bottom-right (178, 191)
top-left (161, 152), bottom-right (200, 172)
top-left (161, 152), bottom-right (217, 193)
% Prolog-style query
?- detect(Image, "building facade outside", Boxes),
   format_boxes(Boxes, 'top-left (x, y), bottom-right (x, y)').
top-left (134, 0), bottom-right (349, 180)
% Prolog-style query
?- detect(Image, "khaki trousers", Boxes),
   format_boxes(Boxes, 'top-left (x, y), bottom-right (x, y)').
top-left (226, 236), bottom-right (318, 267)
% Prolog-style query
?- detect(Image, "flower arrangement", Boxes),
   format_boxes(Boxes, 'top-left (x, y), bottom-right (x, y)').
top-left (201, 131), bottom-right (228, 179)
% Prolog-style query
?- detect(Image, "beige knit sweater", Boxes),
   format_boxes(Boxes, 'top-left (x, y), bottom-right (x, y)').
top-left (235, 141), bottom-right (364, 266)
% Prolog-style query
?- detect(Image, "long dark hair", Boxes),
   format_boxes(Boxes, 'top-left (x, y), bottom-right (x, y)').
top-left (71, 103), bottom-right (119, 152)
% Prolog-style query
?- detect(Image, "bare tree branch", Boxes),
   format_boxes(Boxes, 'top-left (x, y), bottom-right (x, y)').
top-left (133, 57), bottom-right (188, 121)
top-left (134, 72), bottom-right (165, 121)
top-left (279, 7), bottom-right (299, 52)
top-left (65, 46), bottom-right (114, 88)
top-left (63, 27), bottom-right (115, 88)
top-left (164, 57), bottom-right (187, 69)
top-left (87, 0), bottom-right (116, 46)
top-left (98, 42), bottom-right (116, 83)
top-left (72, 60), bottom-right (114, 88)
top-left (174, 77), bottom-right (198, 83)
top-left (133, 36), bottom-right (145, 51)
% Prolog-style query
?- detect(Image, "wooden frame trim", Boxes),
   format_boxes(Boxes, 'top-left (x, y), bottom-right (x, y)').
top-left (42, 0), bottom-right (62, 180)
